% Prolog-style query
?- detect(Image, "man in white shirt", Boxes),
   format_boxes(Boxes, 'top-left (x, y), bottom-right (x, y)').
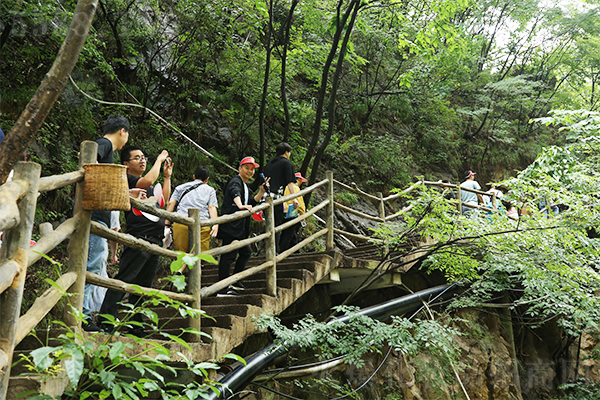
top-left (166, 166), bottom-right (219, 253)
top-left (460, 170), bottom-right (483, 214)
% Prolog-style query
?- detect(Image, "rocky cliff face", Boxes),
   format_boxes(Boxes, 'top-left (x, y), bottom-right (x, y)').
top-left (251, 309), bottom-right (600, 399)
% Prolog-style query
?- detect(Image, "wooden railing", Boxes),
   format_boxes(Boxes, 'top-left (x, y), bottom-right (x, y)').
top-left (0, 139), bottom-right (503, 398)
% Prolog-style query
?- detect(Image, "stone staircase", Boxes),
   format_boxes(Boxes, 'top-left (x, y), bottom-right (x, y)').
top-left (8, 252), bottom-right (337, 399)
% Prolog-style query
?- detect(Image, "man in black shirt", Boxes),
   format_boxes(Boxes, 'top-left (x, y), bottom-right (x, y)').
top-left (83, 115), bottom-right (130, 331)
top-left (99, 145), bottom-right (173, 334)
top-left (217, 156), bottom-right (267, 295)
top-left (263, 142), bottom-right (298, 252)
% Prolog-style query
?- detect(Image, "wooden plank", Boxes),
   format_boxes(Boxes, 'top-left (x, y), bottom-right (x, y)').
top-left (90, 221), bottom-right (179, 259)
top-left (64, 141), bottom-right (95, 328)
top-left (273, 199), bottom-right (328, 233)
top-left (265, 198), bottom-right (277, 296)
top-left (0, 260), bottom-right (21, 295)
top-left (333, 179), bottom-right (380, 202)
top-left (130, 197), bottom-right (194, 226)
top-left (0, 162), bottom-right (41, 398)
top-left (85, 272), bottom-right (195, 303)
top-left (0, 180), bottom-right (28, 231)
top-left (333, 201), bottom-right (384, 222)
top-left (38, 169), bottom-right (84, 192)
top-left (28, 215), bottom-right (80, 267)
top-left (15, 272), bottom-right (78, 346)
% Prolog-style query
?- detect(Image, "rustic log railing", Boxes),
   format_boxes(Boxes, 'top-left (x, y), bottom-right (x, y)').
top-left (0, 139), bottom-right (508, 398)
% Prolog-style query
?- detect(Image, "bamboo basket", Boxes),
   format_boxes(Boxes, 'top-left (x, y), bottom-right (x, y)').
top-left (82, 164), bottom-right (130, 211)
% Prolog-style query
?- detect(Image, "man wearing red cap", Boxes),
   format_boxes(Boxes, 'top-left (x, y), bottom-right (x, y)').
top-left (217, 156), bottom-right (268, 295)
top-left (280, 172), bottom-right (307, 251)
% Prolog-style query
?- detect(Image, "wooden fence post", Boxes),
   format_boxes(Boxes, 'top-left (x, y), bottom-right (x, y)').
top-left (0, 161), bottom-right (41, 399)
top-left (326, 171), bottom-right (334, 251)
top-left (265, 197), bottom-right (277, 297)
top-left (64, 141), bottom-right (96, 328)
top-left (457, 186), bottom-right (463, 215)
top-left (188, 208), bottom-right (202, 339)
top-left (377, 192), bottom-right (385, 221)
top-left (492, 193), bottom-right (497, 211)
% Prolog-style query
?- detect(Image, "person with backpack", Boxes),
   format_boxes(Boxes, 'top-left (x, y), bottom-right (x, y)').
top-left (166, 166), bottom-right (219, 253)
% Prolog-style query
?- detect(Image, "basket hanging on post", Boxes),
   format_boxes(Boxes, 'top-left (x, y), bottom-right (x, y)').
top-left (82, 164), bottom-right (130, 211)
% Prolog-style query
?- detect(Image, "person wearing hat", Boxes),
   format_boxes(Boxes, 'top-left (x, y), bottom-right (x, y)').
top-left (217, 156), bottom-right (268, 295)
top-left (460, 170), bottom-right (483, 214)
top-left (280, 172), bottom-right (307, 252)
top-left (263, 142), bottom-right (298, 252)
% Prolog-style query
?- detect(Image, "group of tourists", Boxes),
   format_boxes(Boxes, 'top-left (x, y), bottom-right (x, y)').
top-left (83, 115), bottom-right (307, 333)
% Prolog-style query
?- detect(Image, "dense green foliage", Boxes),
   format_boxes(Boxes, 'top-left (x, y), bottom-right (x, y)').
top-left (2, 0), bottom-right (600, 199)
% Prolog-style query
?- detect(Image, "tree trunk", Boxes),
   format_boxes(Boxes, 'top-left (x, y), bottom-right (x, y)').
top-left (305, 0), bottom-right (360, 204)
top-left (281, 0), bottom-right (299, 142)
top-left (258, 0), bottom-right (274, 170)
top-left (300, 0), bottom-right (354, 176)
top-left (0, 0), bottom-right (100, 183)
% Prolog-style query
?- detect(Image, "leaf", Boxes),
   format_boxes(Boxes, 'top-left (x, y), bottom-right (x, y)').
top-left (109, 341), bottom-right (127, 361)
top-left (31, 347), bottom-right (59, 371)
top-left (63, 347), bottom-right (84, 387)
top-left (221, 353), bottom-right (246, 365)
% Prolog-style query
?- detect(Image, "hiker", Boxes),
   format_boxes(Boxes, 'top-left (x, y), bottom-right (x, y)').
top-left (460, 170), bottom-right (483, 215)
top-left (280, 172), bottom-right (307, 252)
top-left (83, 115), bottom-right (130, 331)
top-left (217, 156), bottom-right (268, 295)
top-left (99, 146), bottom-right (173, 335)
top-left (263, 142), bottom-right (298, 252)
top-left (166, 166), bottom-right (219, 253)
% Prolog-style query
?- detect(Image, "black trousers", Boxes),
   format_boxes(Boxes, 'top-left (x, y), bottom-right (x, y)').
top-left (274, 203), bottom-right (285, 253)
top-left (99, 246), bottom-right (161, 325)
top-left (280, 220), bottom-right (299, 252)
top-left (218, 233), bottom-right (252, 282)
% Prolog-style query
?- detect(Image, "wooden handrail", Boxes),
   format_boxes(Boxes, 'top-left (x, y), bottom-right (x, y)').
top-left (0, 179), bottom-right (29, 231)
top-left (334, 228), bottom-right (383, 243)
top-left (333, 179), bottom-right (381, 202)
top-left (204, 232), bottom-right (271, 257)
top-left (38, 170), bottom-right (84, 193)
top-left (0, 350), bottom-right (7, 375)
top-left (274, 199), bottom-right (329, 234)
top-left (384, 204), bottom-right (414, 222)
top-left (90, 221), bottom-right (179, 259)
top-left (15, 271), bottom-right (78, 346)
top-left (422, 180), bottom-right (492, 197)
top-left (275, 228), bottom-right (328, 262)
top-left (200, 228), bottom-right (328, 298)
top-left (334, 201), bottom-right (384, 222)
top-left (272, 179), bottom-right (329, 206)
top-left (86, 271), bottom-right (195, 303)
top-left (200, 260), bottom-right (274, 298)
top-left (0, 260), bottom-right (21, 295)
top-left (382, 181), bottom-right (422, 202)
top-left (130, 197), bottom-right (194, 226)
top-left (27, 214), bottom-right (81, 267)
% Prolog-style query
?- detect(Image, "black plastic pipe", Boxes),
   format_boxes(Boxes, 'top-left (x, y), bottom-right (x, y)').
top-left (210, 284), bottom-right (457, 399)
